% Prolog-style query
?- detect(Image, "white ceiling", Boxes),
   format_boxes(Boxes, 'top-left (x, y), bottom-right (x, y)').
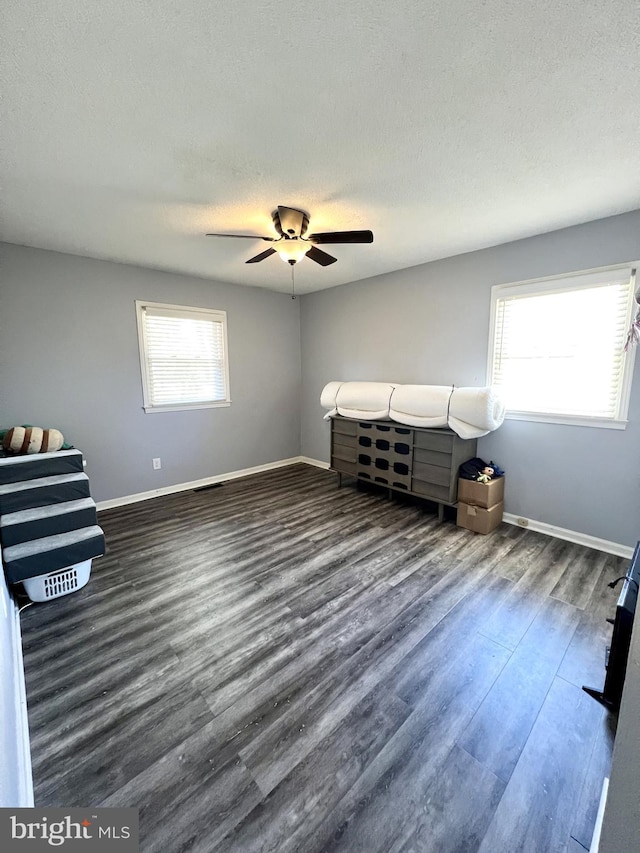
top-left (2, 1), bottom-right (640, 295)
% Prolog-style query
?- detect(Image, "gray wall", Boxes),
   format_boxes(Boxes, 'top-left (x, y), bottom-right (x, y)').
top-left (300, 210), bottom-right (640, 548)
top-left (0, 244), bottom-right (301, 503)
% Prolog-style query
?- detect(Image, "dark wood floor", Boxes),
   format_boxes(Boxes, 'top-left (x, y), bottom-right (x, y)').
top-left (20, 464), bottom-right (622, 852)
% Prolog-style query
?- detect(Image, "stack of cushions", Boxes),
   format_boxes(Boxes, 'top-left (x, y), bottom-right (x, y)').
top-left (321, 381), bottom-right (505, 439)
top-left (0, 449), bottom-right (105, 585)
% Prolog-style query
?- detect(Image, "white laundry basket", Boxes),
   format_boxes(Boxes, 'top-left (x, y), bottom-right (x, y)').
top-left (22, 559), bottom-right (92, 602)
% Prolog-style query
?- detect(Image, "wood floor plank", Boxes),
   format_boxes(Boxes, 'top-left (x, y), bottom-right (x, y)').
top-left (550, 545), bottom-right (609, 610)
top-left (184, 556), bottom-right (426, 721)
top-left (235, 591), bottom-right (454, 795)
top-left (569, 707), bottom-right (616, 850)
top-left (565, 839), bottom-right (590, 853)
top-left (460, 596), bottom-right (581, 782)
top-left (237, 558), bottom-right (508, 795)
top-left (24, 619), bottom-right (183, 735)
top-left (385, 572), bottom-right (512, 707)
top-left (480, 536), bottom-right (578, 650)
top-left (308, 633), bottom-right (510, 853)
top-left (558, 554), bottom-right (627, 690)
top-left (213, 688), bottom-right (412, 853)
top-left (391, 746), bottom-right (505, 853)
top-left (101, 725), bottom-right (264, 853)
top-left (32, 678), bottom-right (214, 807)
top-left (193, 577), bottom-right (408, 729)
top-left (311, 571), bottom-right (438, 657)
top-left (492, 529), bottom-right (555, 582)
top-left (477, 677), bottom-right (604, 853)
top-left (273, 529), bottom-right (413, 619)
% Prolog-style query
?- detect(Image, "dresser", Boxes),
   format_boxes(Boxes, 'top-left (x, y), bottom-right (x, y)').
top-left (330, 415), bottom-right (477, 519)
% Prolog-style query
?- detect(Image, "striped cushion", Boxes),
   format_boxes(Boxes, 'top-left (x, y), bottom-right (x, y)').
top-left (0, 498), bottom-right (99, 548)
top-left (2, 526), bottom-right (106, 585)
top-left (0, 473), bottom-right (91, 515)
top-left (0, 449), bottom-right (83, 483)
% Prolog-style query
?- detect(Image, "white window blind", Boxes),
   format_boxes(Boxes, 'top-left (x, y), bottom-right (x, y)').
top-left (136, 302), bottom-right (230, 413)
top-left (489, 267), bottom-right (636, 427)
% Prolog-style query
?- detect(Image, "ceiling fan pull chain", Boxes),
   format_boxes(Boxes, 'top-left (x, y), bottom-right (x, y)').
top-left (291, 264), bottom-right (296, 300)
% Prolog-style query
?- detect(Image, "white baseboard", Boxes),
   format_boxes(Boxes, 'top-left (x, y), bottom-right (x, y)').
top-left (502, 512), bottom-right (634, 559)
top-left (299, 456), bottom-right (331, 470)
top-left (96, 457), bottom-right (311, 511)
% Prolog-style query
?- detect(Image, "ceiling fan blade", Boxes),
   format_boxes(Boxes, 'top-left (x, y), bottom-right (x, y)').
top-left (206, 233), bottom-right (276, 241)
top-left (305, 245), bottom-right (338, 266)
top-left (245, 247), bottom-right (277, 264)
top-left (276, 206), bottom-right (307, 237)
top-left (307, 230), bottom-right (374, 244)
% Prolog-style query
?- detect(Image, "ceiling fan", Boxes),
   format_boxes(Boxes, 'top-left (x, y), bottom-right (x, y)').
top-left (206, 205), bottom-right (373, 266)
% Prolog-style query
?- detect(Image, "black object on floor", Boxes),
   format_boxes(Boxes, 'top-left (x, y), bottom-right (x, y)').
top-left (583, 540), bottom-right (640, 710)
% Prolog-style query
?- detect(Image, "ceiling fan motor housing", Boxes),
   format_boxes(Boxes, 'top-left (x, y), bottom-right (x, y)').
top-left (272, 207), bottom-right (309, 238)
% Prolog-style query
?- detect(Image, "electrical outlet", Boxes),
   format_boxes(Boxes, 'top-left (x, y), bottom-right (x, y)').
top-left (517, 517), bottom-right (528, 527)
top-left (153, 458), bottom-right (161, 470)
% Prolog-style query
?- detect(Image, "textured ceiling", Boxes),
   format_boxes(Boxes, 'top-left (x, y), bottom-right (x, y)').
top-left (2, 1), bottom-right (640, 294)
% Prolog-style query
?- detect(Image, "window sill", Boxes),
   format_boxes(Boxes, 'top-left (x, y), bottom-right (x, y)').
top-left (143, 401), bottom-right (232, 414)
top-left (504, 412), bottom-right (628, 430)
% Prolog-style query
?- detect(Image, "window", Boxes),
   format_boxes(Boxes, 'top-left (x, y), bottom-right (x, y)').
top-left (136, 301), bottom-right (230, 413)
top-left (488, 266), bottom-right (637, 429)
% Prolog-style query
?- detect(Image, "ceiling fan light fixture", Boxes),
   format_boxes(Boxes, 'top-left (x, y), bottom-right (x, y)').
top-left (274, 238), bottom-right (309, 264)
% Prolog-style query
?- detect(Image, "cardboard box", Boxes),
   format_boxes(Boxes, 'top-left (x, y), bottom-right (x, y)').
top-left (457, 476), bottom-right (505, 508)
top-left (457, 500), bottom-right (504, 534)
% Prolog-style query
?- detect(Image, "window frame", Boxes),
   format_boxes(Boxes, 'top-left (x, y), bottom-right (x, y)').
top-left (487, 264), bottom-right (638, 430)
top-left (135, 300), bottom-right (231, 414)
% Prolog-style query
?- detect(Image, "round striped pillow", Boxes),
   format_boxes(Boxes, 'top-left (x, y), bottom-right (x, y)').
top-left (2, 426), bottom-right (64, 454)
